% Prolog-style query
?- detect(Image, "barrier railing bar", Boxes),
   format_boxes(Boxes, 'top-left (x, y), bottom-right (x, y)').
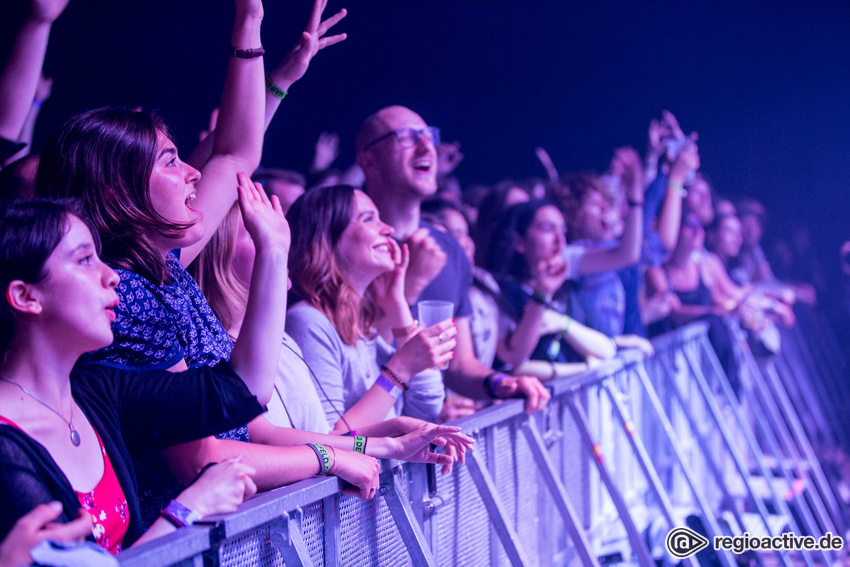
top-left (693, 336), bottom-right (817, 567)
top-left (206, 476), bottom-right (340, 539)
top-left (599, 374), bottom-right (701, 567)
top-left (735, 343), bottom-right (833, 566)
top-left (520, 417), bottom-right (600, 567)
top-left (466, 447), bottom-right (531, 567)
top-left (679, 341), bottom-right (790, 567)
top-left (270, 513), bottom-right (314, 567)
top-left (633, 362), bottom-right (737, 567)
top-left (117, 523), bottom-right (213, 567)
top-left (761, 361), bottom-right (846, 539)
top-left (380, 468), bottom-right (438, 567)
top-left (563, 394), bottom-right (656, 567)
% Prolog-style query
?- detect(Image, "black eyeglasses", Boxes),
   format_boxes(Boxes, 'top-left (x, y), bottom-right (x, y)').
top-left (363, 126), bottom-right (440, 151)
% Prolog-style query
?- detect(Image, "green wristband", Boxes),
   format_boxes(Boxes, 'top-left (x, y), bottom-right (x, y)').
top-left (265, 74), bottom-right (288, 100)
top-left (564, 315), bottom-right (572, 336)
top-left (306, 443), bottom-right (331, 475)
top-left (353, 436), bottom-right (367, 454)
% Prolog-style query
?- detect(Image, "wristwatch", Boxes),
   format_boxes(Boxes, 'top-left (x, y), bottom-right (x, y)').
top-left (161, 499), bottom-right (203, 528)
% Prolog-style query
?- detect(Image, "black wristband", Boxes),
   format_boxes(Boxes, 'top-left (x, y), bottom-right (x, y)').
top-left (230, 46), bottom-right (265, 59)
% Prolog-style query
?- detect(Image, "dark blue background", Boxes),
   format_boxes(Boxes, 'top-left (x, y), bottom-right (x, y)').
top-left (5, 0), bottom-right (850, 293)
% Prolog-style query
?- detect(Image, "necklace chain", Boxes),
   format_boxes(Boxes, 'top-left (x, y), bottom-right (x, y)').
top-left (0, 376), bottom-right (81, 447)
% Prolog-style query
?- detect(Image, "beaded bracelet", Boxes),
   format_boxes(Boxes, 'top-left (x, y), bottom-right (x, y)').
top-left (265, 74), bottom-right (287, 100)
top-left (380, 364), bottom-right (409, 391)
top-left (230, 46), bottom-right (265, 59)
top-left (306, 443), bottom-right (331, 475)
top-left (353, 436), bottom-right (367, 454)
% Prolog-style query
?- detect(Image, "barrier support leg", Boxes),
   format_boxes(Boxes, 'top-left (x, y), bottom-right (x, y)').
top-left (632, 364), bottom-right (738, 567)
top-left (600, 376), bottom-right (701, 567)
top-left (466, 446), bottom-right (531, 567)
top-left (270, 512), bottom-right (315, 567)
top-left (564, 394), bottom-right (657, 567)
top-left (380, 469), bottom-right (438, 567)
top-left (520, 417), bottom-right (601, 567)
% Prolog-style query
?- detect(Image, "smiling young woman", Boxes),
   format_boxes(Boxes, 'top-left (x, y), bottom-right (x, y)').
top-left (287, 185), bottom-right (458, 429)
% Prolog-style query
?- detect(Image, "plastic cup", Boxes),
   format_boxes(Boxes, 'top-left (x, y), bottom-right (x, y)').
top-left (417, 300), bottom-right (454, 369)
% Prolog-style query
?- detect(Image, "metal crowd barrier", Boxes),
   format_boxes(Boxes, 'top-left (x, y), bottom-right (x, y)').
top-left (117, 314), bottom-right (848, 567)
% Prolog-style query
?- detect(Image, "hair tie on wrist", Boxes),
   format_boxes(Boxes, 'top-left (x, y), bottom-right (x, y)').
top-left (265, 74), bottom-right (287, 100)
top-left (627, 198), bottom-right (644, 208)
top-left (230, 46), bottom-right (265, 59)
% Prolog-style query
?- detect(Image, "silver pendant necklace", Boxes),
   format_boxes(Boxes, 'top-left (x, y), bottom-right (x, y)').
top-left (0, 376), bottom-right (81, 447)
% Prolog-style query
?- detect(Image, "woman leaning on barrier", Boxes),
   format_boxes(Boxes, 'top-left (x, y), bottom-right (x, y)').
top-left (486, 199), bottom-right (651, 381)
top-left (0, 199), bottom-right (273, 552)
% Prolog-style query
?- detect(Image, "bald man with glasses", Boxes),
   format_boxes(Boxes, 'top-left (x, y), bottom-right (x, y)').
top-left (355, 106), bottom-right (550, 414)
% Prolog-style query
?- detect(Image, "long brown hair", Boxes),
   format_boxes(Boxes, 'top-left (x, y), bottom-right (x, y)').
top-left (36, 107), bottom-right (195, 284)
top-left (287, 185), bottom-right (375, 346)
top-left (189, 204), bottom-right (249, 333)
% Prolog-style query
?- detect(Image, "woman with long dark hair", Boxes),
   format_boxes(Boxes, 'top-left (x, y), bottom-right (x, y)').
top-left (0, 199), bottom-right (274, 551)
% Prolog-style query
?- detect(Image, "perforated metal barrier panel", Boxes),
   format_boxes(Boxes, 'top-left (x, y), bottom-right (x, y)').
top-left (116, 317), bottom-right (847, 567)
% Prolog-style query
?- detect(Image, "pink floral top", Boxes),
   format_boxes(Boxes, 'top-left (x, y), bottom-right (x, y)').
top-left (0, 416), bottom-right (129, 554)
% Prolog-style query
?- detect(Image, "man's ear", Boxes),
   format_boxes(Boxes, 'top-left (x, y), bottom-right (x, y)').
top-left (5, 281), bottom-right (42, 315)
top-left (356, 150), bottom-right (375, 176)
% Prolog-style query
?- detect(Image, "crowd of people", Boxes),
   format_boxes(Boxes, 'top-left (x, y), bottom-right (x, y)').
top-left (0, 0), bottom-right (827, 564)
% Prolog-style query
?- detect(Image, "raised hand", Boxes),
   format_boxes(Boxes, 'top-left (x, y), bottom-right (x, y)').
top-left (661, 110), bottom-right (685, 141)
top-left (610, 147), bottom-right (644, 202)
top-left (236, 171), bottom-right (290, 253)
top-left (668, 133), bottom-right (700, 185)
top-left (312, 131), bottom-right (340, 172)
top-left (176, 457), bottom-right (258, 517)
top-left (368, 240), bottom-right (409, 310)
top-left (403, 228), bottom-right (447, 304)
top-left (268, 0), bottom-right (347, 91)
top-left (646, 117), bottom-right (670, 159)
top-left (437, 141), bottom-right (464, 177)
